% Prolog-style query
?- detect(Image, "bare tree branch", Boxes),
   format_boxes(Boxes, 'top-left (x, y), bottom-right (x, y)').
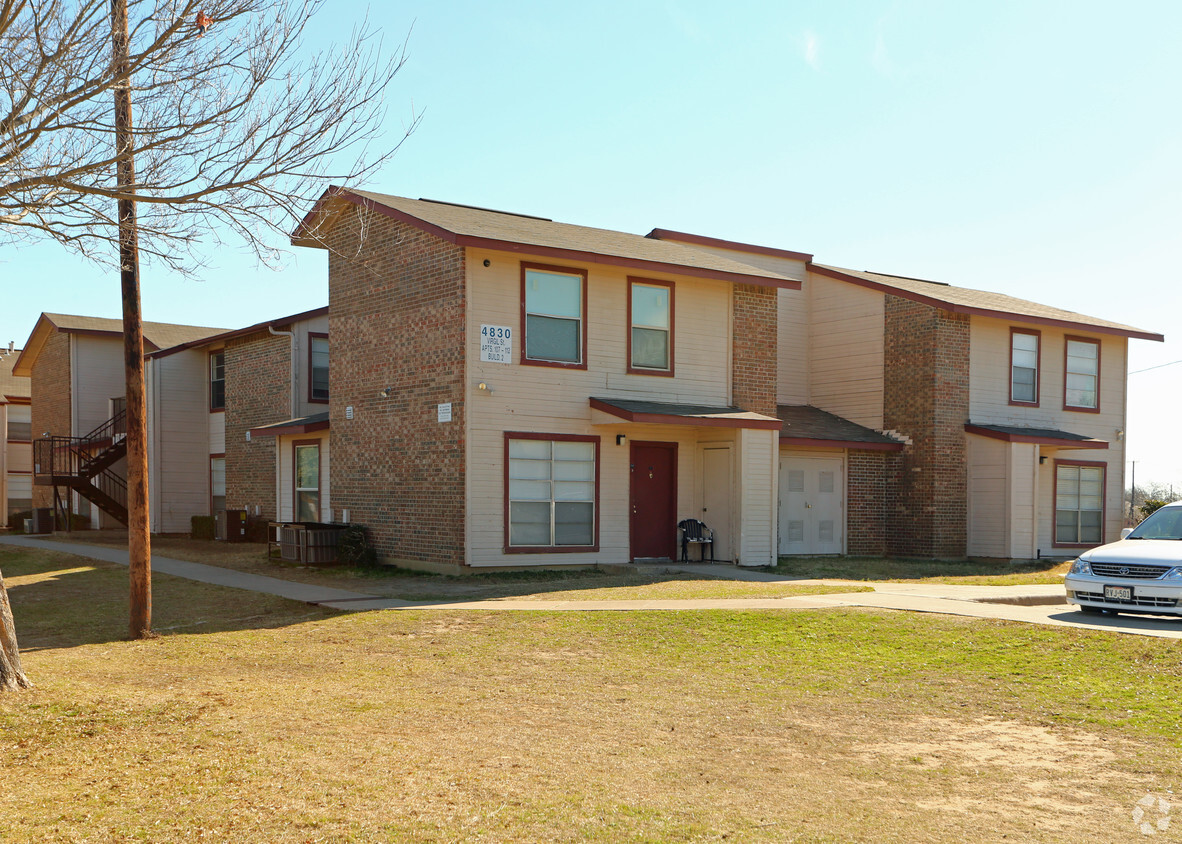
top-left (0, 0), bottom-right (417, 272)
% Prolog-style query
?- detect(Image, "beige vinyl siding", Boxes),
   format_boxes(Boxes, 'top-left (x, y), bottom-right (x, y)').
top-left (969, 317), bottom-right (1127, 435)
top-left (147, 350), bottom-right (216, 533)
top-left (7, 473), bottom-right (32, 501)
top-left (967, 435), bottom-right (1007, 557)
top-left (7, 442), bottom-right (32, 474)
top-left (71, 336), bottom-right (126, 435)
top-left (463, 246), bottom-right (772, 567)
top-left (808, 274), bottom-right (884, 429)
top-left (295, 314), bottom-right (330, 416)
top-left (1008, 442), bottom-right (1038, 559)
top-left (277, 432), bottom-right (330, 522)
top-left (778, 286), bottom-right (809, 404)
top-left (736, 427), bottom-right (778, 565)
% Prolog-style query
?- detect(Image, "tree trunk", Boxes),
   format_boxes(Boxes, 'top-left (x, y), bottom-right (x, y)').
top-left (0, 570), bottom-right (31, 691)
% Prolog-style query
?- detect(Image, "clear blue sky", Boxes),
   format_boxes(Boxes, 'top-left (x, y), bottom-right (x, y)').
top-left (5, 1), bottom-right (1181, 487)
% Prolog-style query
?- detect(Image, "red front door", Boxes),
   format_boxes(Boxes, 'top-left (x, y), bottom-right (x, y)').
top-left (630, 441), bottom-right (677, 560)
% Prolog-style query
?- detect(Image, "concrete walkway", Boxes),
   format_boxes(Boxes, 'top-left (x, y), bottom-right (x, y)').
top-left (5, 535), bottom-right (1181, 639)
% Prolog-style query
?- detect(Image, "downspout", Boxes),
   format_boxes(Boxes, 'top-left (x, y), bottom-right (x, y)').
top-left (268, 325), bottom-right (297, 419)
top-left (0, 401), bottom-right (8, 529)
top-left (268, 325), bottom-right (296, 522)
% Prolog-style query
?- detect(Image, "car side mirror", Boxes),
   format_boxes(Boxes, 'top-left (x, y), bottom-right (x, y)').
top-left (1120, 527), bottom-right (1133, 539)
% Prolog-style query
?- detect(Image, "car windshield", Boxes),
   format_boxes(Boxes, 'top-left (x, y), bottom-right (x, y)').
top-left (1128, 507), bottom-right (1182, 540)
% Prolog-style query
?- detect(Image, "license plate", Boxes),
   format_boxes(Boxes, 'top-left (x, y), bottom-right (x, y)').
top-left (1104, 585), bottom-right (1132, 600)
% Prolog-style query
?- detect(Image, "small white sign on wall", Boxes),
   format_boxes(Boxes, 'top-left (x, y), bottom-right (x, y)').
top-left (480, 324), bottom-right (513, 364)
top-left (438, 402), bottom-right (452, 423)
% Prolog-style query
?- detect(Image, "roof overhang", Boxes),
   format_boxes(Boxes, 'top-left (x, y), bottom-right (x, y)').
top-left (249, 412), bottom-right (330, 438)
top-left (809, 264), bottom-right (1165, 342)
top-left (780, 436), bottom-right (904, 451)
top-left (965, 423), bottom-right (1108, 449)
top-left (590, 397), bottom-right (783, 430)
top-left (146, 306), bottom-right (329, 360)
top-left (294, 187), bottom-right (801, 290)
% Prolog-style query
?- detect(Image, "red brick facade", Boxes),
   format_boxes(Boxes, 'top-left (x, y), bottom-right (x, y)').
top-left (225, 334), bottom-right (291, 519)
top-left (883, 296), bottom-right (969, 558)
top-left (732, 284), bottom-right (778, 417)
top-left (30, 331), bottom-right (72, 509)
top-left (326, 212), bottom-right (467, 567)
top-left (846, 449), bottom-right (892, 556)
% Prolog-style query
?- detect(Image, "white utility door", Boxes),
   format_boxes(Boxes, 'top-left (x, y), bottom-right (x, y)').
top-left (699, 445), bottom-right (733, 561)
top-left (779, 456), bottom-right (843, 555)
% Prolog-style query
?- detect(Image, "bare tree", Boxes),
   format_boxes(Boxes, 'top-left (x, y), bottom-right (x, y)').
top-left (1, 0), bottom-right (413, 267)
top-left (0, 0), bottom-right (414, 671)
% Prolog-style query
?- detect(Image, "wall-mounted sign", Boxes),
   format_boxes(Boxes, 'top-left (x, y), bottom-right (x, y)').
top-left (438, 402), bottom-right (452, 423)
top-left (480, 324), bottom-right (512, 364)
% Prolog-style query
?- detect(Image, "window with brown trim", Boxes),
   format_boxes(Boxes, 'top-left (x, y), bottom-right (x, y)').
top-left (1009, 328), bottom-right (1039, 406)
top-left (210, 350), bottom-right (225, 411)
top-left (1054, 460), bottom-right (1105, 546)
top-left (210, 455), bottom-right (226, 514)
top-left (1064, 336), bottom-right (1100, 411)
top-left (294, 441), bottom-right (321, 522)
top-left (504, 433), bottom-right (599, 552)
top-left (309, 333), bottom-right (329, 403)
top-left (628, 277), bottom-right (674, 376)
top-left (521, 263), bottom-right (588, 368)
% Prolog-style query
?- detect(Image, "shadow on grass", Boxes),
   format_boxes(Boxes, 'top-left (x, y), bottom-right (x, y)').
top-left (2, 546), bottom-right (341, 651)
top-left (769, 555), bottom-right (1071, 584)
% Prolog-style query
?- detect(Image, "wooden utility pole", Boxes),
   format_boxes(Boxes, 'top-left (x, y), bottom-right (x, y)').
top-left (112, 0), bottom-right (151, 638)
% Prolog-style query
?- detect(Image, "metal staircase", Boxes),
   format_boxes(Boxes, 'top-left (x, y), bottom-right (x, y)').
top-left (33, 409), bottom-right (129, 526)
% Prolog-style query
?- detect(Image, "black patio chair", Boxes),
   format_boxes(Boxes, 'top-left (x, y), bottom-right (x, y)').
top-left (678, 518), bottom-right (714, 563)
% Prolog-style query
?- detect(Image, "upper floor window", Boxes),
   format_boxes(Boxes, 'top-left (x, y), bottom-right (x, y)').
top-left (1064, 337), bottom-right (1100, 411)
top-left (309, 333), bottom-right (329, 403)
top-left (1009, 328), bottom-right (1040, 406)
top-left (210, 350), bottom-right (225, 411)
top-left (521, 263), bottom-right (587, 368)
top-left (628, 278), bottom-right (674, 376)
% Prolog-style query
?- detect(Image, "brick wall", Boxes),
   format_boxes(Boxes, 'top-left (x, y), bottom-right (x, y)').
top-left (847, 449), bottom-right (890, 556)
top-left (30, 330), bottom-right (72, 509)
top-left (225, 335), bottom-right (290, 518)
top-left (883, 296), bottom-right (969, 558)
top-left (326, 210), bottom-right (467, 567)
top-left (732, 284), bottom-right (778, 417)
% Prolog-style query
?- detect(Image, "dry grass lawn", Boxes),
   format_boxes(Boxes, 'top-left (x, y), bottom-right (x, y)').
top-left (2, 545), bottom-right (1179, 842)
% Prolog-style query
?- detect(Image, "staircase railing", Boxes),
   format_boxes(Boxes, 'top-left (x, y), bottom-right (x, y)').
top-left (33, 408), bottom-right (130, 525)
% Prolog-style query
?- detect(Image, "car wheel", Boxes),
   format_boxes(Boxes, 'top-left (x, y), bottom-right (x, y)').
top-left (1078, 605), bottom-right (1105, 616)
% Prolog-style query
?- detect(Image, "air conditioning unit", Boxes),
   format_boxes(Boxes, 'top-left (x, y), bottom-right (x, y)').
top-left (30, 508), bottom-right (54, 534)
top-left (215, 509), bottom-right (248, 542)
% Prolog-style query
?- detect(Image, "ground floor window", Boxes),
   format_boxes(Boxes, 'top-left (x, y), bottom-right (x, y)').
top-left (295, 442), bottom-right (321, 522)
top-left (210, 455), bottom-right (225, 514)
top-left (505, 433), bottom-right (598, 550)
top-left (1055, 461), bottom-right (1104, 545)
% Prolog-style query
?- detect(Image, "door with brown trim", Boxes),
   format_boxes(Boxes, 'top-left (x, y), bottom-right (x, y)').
top-left (630, 441), bottom-right (677, 560)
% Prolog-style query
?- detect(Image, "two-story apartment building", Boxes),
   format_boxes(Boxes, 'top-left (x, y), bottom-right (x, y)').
top-left (0, 344), bottom-right (32, 528)
top-left (646, 231), bottom-right (1162, 561)
top-left (293, 189), bottom-right (790, 570)
top-left (14, 314), bottom-right (226, 528)
top-left (145, 307), bottom-right (331, 531)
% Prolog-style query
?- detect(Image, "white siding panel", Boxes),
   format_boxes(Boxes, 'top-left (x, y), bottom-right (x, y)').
top-left (7, 474), bottom-right (32, 498)
top-left (1008, 443), bottom-right (1037, 559)
top-left (7, 445), bottom-right (32, 474)
top-left (149, 350), bottom-right (216, 533)
top-left (808, 275), bottom-right (884, 428)
top-left (967, 435), bottom-right (1009, 558)
top-left (737, 428), bottom-right (777, 566)
top-left (72, 336), bottom-right (126, 434)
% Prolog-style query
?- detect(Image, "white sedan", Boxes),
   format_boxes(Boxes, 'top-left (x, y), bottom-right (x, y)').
top-left (1065, 501), bottom-right (1182, 617)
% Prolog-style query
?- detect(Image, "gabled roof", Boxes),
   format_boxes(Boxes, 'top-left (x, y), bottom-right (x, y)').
top-left (146, 306), bottom-right (329, 360)
top-left (13, 313), bottom-right (228, 377)
top-left (809, 264), bottom-right (1163, 342)
top-left (293, 188), bottom-right (800, 290)
top-left (777, 405), bottom-right (904, 450)
top-left (0, 350), bottom-right (29, 402)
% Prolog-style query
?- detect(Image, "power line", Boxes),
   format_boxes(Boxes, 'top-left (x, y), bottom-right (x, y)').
top-left (1129, 359), bottom-right (1182, 375)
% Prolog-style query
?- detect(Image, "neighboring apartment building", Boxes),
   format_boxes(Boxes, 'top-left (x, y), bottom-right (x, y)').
top-left (0, 344), bottom-right (32, 528)
top-left (145, 307), bottom-right (330, 532)
top-left (14, 314), bottom-right (226, 528)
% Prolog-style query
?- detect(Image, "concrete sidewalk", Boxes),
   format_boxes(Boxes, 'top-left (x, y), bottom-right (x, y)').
top-left (5, 535), bottom-right (1180, 639)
